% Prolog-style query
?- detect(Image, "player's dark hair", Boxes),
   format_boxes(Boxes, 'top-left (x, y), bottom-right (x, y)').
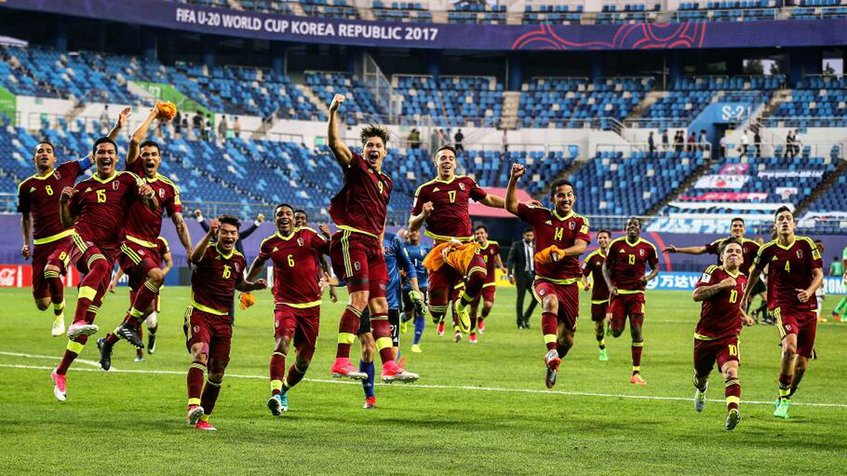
top-left (597, 229), bottom-right (611, 238)
top-left (474, 225), bottom-right (488, 233)
top-left (275, 203), bottom-right (294, 215)
top-left (35, 140), bottom-right (55, 153)
top-left (719, 237), bottom-right (742, 256)
top-left (523, 227), bottom-right (533, 235)
top-left (218, 214), bottom-right (241, 230)
top-left (549, 178), bottom-right (574, 197)
top-left (139, 140), bottom-right (160, 153)
top-left (626, 216), bottom-right (641, 226)
top-left (435, 145), bottom-right (457, 158)
top-left (92, 137), bottom-right (117, 156)
top-left (774, 205), bottom-right (792, 220)
top-left (293, 208), bottom-right (307, 218)
top-left (730, 217), bottom-right (745, 226)
top-left (360, 125), bottom-right (390, 147)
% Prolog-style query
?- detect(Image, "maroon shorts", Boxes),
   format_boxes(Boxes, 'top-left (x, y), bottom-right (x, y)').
top-left (68, 237), bottom-right (120, 274)
top-left (774, 307), bottom-right (817, 358)
top-left (274, 304), bottom-right (320, 355)
top-left (693, 335), bottom-right (739, 377)
top-left (610, 292), bottom-right (645, 331)
top-left (330, 230), bottom-right (387, 298)
top-left (471, 283), bottom-right (496, 305)
top-left (428, 263), bottom-right (463, 313)
top-left (30, 236), bottom-right (73, 299)
top-left (184, 306), bottom-right (232, 365)
top-left (590, 301), bottom-right (609, 322)
top-left (532, 280), bottom-right (579, 331)
top-left (118, 240), bottom-right (162, 281)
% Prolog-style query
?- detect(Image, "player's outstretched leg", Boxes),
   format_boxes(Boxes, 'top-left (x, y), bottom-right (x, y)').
top-left (692, 372), bottom-right (708, 413)
top-left (331, 297), bottom-right (368, 380)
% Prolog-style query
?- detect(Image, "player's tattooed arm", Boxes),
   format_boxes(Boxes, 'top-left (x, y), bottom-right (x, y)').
top-left (170, 212), bottom-right (193, 262)
top-left (327, 93), bottom-right (353, 166)
top-left (505, 163), bottom-right (525, 215)
top-left (127, 107), bottom-right (158, 165)
top-left (693, 277), bottom-right (735, 302)
top-left (59, 186), bottom-right (78, 229)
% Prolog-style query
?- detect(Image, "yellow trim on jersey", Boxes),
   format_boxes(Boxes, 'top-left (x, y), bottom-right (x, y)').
top-left (337, 225), bottom-right (378, 239)
top-left (90, 171), bottom-right (120, 184)
top-left (775, 237), bottom-right (797, 251)
top-left (157, 236), bottom-right (170, 252)
top-left (276, 300), bottom-right (321, 309)
top-left (694, 333), bottom-right (719, 341)
top-left (591, 299), bottom-right (609, 305)
top-left (535, 276), bottom-right (580, 286)
top-left (33, 229), bottom-right (75, 245)
top-left (125, 234), bottom-right (158, 248)
top-left (190, 298), bottom-right (228, 316)
top-left (617, 289), bottom-right (645, 295)
top-left (583, 248), bottom-right (607, 265)
top-left (482, 282), bottom-right (497, 288)
top-left (276, 230), bottom-right (297, 241)
top-left (704, 265), bottom-right (719, 275)
top-left (341, 230), bottom-right (354, 277)
top-left (214, 244), bottom-right (240, 260)
top-left (424, 229), bottom-right (474, 243)
top-left (552, 209), bottom-right (575, 221)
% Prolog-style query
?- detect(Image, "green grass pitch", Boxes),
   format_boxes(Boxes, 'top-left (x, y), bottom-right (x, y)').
top-left (1, 286), bottom-right (845, 475)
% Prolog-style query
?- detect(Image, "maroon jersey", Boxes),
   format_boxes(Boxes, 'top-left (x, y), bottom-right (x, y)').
top-left (124, 167), bottom-right (182, 247)
top-left (704, 237), bottom-right (760, 274)
top-left (190, 245), bottom-right (246, 316)
top-left (70, 171), bottom-right (147, 249)
top-left (17, 161), bottom-right (85, 244)
top-left (695, 265), bottom-right (748, 340)
top-left (582, 249), bottom-right (610, 302)
top-left (258, 227), bottom-right (328, 308)
top-left (329, 153), bottom-right (392, 237)
top-left (754, 236), bottom-right (822, 312)
top-left (411, 175), bottom-right (487, 242)
top-left (477, 241), bottom-right (501, 284)
top-left (606, 236), bottom-right (659, 293)
top-left (516, 203), bottom-right (590, 283)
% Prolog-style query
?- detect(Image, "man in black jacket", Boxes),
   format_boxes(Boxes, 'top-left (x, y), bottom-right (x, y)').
top-left (508, 228), bottom-right (537, 329)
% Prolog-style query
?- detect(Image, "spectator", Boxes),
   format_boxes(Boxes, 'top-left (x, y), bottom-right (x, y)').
top-left (661, 129), bottom-right (669, 151)
top-left (648, 131), bottom-right (655, 154)
top-left (698, 130), bottom-right (707, 151)
top-left (203, 114), bottom-right (212, 142)
top-left (438, 128), bottom-right (447, 144)
top-left (192, 111), bottom-right (203, 138)
top-left (233, 116), bottom-right (241, 139)
top-left (174, 111), bottom-right (182, 137)
top-left (501, 129), bottom-right (509, 153)
top-left (454, 128), bottom-right (464, 153)
top-left (99, 105), bottom-right (110, 134)
top-left (754, 129), bottom-right (761, 158)
top-left (217, 115), bottom-right (228, 144)
top-left (673, 130), bottom-right (683, 152)
top-left (687, 132), bottom-right (696, 152)
top-left (740, 129), bottom-right (749, 158)
top-left (182, 116), bottom-right (190, 140)
top-left (719, 135), bottom-right (727, 159)
top-left (408, 128), bottom-right (420, 149)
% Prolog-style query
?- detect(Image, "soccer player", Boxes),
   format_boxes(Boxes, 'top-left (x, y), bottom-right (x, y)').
top-left (98, 107), bottom-right (193, 368)
top-left (401, 228), bottom-right (431, 352)
top-left (691, 238), bottom-right (755, 431)
top-left (50, 137), bottom-right (158, 402)
top-left (468, 225), bottom-right (506, 343)
top-left (815, 240), bottom-right (826, 323)
top-left (383, 230), bottom-right (422, 354)
top-left (293, 208), bottom-right (337, 303)
top-left (742, 206), bottom-right (823, 419)
top-left (18, 108), bottom-right (128, 336)
top-left (186, 215), bottom-right (267, 430)
top-left (325, 93), bottom-right (417, 383)
top-left (602, 217), bottom-right (659, 385)
top-left (505, 164), bottom-right (590, 389)
top-left (581, 229), bottom-right (612, 361)
top-left (663, 217), bottom-right (762, 314)
top-left (108, 236), bottom-right (173, 362)
top-left (408, 145), bottom-right (505, 336)
top-left (833, 245), bottom-right (847, 322)
top-left (246, 204), bottom-right (328, 415)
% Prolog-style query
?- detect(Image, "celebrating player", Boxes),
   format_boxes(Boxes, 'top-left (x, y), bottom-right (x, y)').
top-left (691, 238), bottom-right (755, 431)
top-left (18, 108), bottom-right (128, 336)
top-left (742, 206), bottom-right (823, 419)
top-left (581, 229), bottom-right (612, 361)
top-left (408, 145), bottom-right (505, 336)
top-left (506, 164), bottom-right (590, 388)
top-left (401, 229), bottom-right (431, 353)
top-left (50, 137), bottom-right (158, 402)
top-left (186, 215), bottom-right (267, 430)
top-left (325, 93), bottom-right (417, 383)
top-left (468, 225), bottom-right (506, 343)
top-left (602, 217), bottom-right (659, 385)
top-left (98, 106), bottom-right (192, 368)
top-left (246, 204), bottom-right (328, 415)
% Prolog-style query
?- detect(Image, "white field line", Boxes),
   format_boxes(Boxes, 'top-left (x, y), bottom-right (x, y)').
top-left (2, 352), bottom-right (845, 409)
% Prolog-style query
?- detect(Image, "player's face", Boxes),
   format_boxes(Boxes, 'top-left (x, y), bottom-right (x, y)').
top-left (597, 232), bottom-right (610, 249)
top-left (139, 145), bottom-right (161, 178)
top-left (721, 243), bottom-right (743, 270)
top-left (775, 210), bottom-right (795, 236)
top-left (730, 220), bottom-right (745, 238)
top-left (33, 143), bottom-right (57, 171)
top-left (625, 218), bottom-right (641, 239)
top-left (408, 229), bottom-right (420, 244)
top-left (523, 231), bottom-right (534, 243)
top-left (474, 228), bottom-right (488, 244)
top-left (276, 206), bottom-right (295, 234)
top-left (293, 211), bottom-right (307, 228)
top-left (362, 136), bottom-right (386, 170)
top-left (217, 223), bottom-right (239, 252)
top-left (552, 184), bottom-right (575, 214)
top-left (435, 150), bottom-right (456, 178)
top-left (94, 142), bottom-right (118, 177)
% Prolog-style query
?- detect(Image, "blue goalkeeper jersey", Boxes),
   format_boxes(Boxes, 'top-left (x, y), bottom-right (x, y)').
top-left (403, 241), bottom-right (431, 290)
top-left (384, 232), bottom-right (416, 310)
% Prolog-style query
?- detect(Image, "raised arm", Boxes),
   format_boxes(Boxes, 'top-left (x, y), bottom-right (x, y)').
top-left (170, 212), bottom-right (193, 261)
top-left (505, 163), bottom-right (525, 216)
top-left (191, 220), bottom-right (217, 264)
top-left (127, 107), bottom-right (158, 166)
top-left (327, 93), bottom-right (353, 166)
top-left (59, 187), bottom-right (77, 230)
top-left (107, 107), bottom-right (131, 142)
top-left (479, 193), bottom-right (505, 208)
top-left (663, 245), bottom-right (707, 255)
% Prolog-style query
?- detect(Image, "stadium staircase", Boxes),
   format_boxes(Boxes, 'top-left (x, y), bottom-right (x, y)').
top-left (499, 91), bottom-right (521, 130)
top-left (297, 84), bottom-right (329, 116)
top-left (643, 154), bottom-right (713, 217)
top-left (793, 156), bottom-right (847, 216)
top-left (624, 90), bottom-right (664, 123)
top-left (540, 153), bottom-right (591, 201)
top-left (752, 87), bottom-right (791, 125)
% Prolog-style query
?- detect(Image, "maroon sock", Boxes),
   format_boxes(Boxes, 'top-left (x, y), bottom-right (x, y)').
top-left (631, 343), bottom-right (644, 369)
top-left (541, 312), bottom-right (558, 351)
top-left (371, 316), bottom-right (394, 364)
top-left (726, 377), bottom-right (741, 411)
top-left (187, 362), bottom-right (206, 402)
top-left (200, 378), bottom-right (222, 415)
top-left (46, 274), bottom-right (64, 307)
top-left (270, 352), bottom-right (285, 396)
top-left (778, 372), bottom-right (793, 391)
top-left (104, 332), bottom-right (120, 345)
top-left (470, 315), bottom-right (478, 332)
top-left (336, 306), bottom-right (361, 359)
top-left (130, 281), bottom-right (159, 322)
top-left (283, 363), bottom-right (306, 391)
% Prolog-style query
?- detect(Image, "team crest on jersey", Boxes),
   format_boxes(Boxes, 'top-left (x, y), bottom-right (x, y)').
top-left (459, 183), bottom-right (465, 191)
top-left (354, 261), bottom-right (361, 271)
top-left (639, 249), bottom-right (645, 256)
top-left (569, 221), bottom-right (575, 230)
top-left (55, 171), bottom-right (62, 180)
top-left (234, 263), bottom-right (241, 272)
top-left (158, 187), bottom-right (165, 198)
top-left (138, 249), bottom-right (146, 256)
top-left (297, 237), bottom-right (304, 247)
top-left (796, 250), bottom-right (803, 259)
top-left (112, 181), bottom-right (119, 190)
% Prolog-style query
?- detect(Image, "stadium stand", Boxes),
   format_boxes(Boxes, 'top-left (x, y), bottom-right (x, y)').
top-left (761, 75), bottom-right (847, 128)
top-left (448, 1), bottom-right (508, 24)
top-left (305, 71), bottom-right (383, 125)
top-left (372, 1), bottom-right (434, 22)
top-left (392, 75), bottom-right (503, 128)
